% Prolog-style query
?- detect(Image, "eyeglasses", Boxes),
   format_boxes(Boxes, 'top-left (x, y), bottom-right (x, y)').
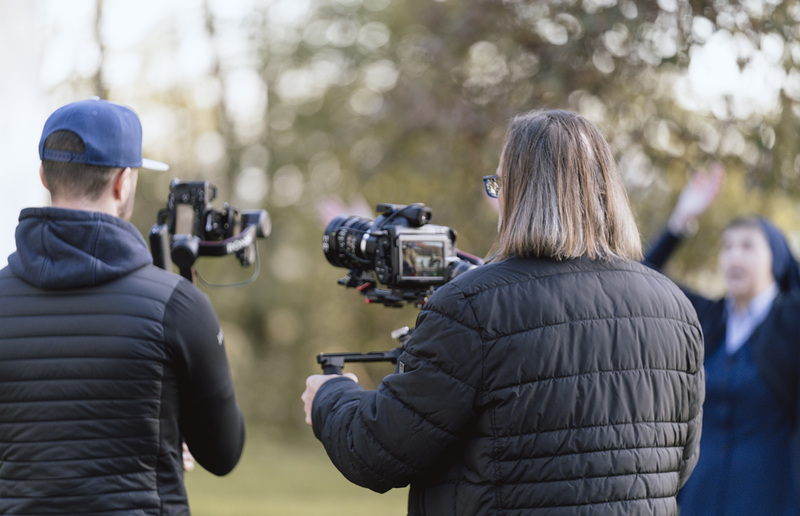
top-left (483, 175), bottom-right (500, 198)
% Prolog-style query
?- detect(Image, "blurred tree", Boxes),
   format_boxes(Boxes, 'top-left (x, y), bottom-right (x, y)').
top-left (245, 0), bottom-right (800, 431)
top-left (57, 0), bottom-right (800, 433)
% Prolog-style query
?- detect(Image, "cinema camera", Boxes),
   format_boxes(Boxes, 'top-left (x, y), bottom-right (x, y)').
top-left (149, 179), bottom-right (271, 283)
top-left (318, 203), bottom-right (481, 373)
top-left (322, 203), bottom-right (479, 306)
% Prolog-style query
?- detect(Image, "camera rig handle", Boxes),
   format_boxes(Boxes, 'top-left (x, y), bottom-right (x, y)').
top-left (317, 348), bottom-right (403, 375)
top-left (316, 326), bottom-right (412, 374)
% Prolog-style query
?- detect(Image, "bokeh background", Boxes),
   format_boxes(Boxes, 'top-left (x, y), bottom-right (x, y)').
top-left (3, 0), bottom-right (800, 513)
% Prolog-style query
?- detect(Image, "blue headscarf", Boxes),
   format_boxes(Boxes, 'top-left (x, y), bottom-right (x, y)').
top-left (756, 217), bottom-right (800, 293)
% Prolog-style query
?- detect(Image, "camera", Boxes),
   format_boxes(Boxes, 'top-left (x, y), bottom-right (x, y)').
top-left (318, 202), bottom-right (482, 372)
top-left (150, 179), bottom-right (270, 282)
top-left (322, 203), bottom-right (479, 307)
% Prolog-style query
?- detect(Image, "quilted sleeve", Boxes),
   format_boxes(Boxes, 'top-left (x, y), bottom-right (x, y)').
top-left (312, 282), bottom-right (484, 492)
top-left (164, 279), bottom-right (245, 476)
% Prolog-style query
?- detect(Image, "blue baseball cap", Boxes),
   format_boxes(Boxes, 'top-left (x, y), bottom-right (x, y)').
top-left (38, 97), bottom-right (169, 171)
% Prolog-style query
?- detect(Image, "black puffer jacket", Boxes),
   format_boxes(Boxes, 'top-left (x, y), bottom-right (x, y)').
top-left (313, 256), bottom-right (704, 515)
top-left (0, 208), bottom-right (245, 515)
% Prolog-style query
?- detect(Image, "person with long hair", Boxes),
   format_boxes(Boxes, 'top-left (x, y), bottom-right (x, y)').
top-left (303, 109), bottom-right (704, 515)
top-left (645, 165), bottom-right (800, 515)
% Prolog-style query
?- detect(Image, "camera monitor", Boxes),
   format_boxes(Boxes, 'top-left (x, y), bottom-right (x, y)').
top-left (398, 235), bottom-right (449, 282)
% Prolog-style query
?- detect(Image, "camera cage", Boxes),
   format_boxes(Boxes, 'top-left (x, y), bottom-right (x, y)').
top-left (323, 203), bottom-right (479, 308)
top-left (149, 179), bottom-right (271, 283)
top-left (318, 202), bottom-right (483, 373)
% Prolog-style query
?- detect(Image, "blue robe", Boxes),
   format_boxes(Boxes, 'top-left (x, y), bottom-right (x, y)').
top-left (678, 336), bottom-right (798, 514)
top-left (646, 229), bottom-right (800, 515)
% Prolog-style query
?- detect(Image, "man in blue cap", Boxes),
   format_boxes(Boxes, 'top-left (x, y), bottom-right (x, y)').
top-left (0, 98), bottom-right (245, 514)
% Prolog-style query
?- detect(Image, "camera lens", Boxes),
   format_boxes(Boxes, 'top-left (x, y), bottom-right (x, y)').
top-left (322, 215), bottom-right (374, 270)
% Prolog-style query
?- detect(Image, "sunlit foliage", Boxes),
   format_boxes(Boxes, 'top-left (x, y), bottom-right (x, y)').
top-left (53, 0), bottom-right (800, 432)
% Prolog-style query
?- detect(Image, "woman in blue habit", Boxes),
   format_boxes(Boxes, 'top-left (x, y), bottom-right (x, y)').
top-left (646, 164), bottom-right (800, 515)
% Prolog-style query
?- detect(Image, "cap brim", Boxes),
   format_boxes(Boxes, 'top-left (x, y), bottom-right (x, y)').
top-left (141, 158), bottom-right (170, 172)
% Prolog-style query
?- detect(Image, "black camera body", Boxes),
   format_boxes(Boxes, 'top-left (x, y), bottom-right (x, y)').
top-left (166, 180), bottom-right (269, 242)
top-left (318, 202), bottom-right (482, 372)
top-left (322, 203), bottom-right (478, 307)
top-left (150, 179), bottom-right (270, 281)
top-left (323, 203), bottom-right (456, 289)
top-left (317, 204), bottom-right (483, 374)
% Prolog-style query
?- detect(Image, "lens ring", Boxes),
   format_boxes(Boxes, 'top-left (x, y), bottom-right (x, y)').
top-left (322, 215), bottom-right (374, 269)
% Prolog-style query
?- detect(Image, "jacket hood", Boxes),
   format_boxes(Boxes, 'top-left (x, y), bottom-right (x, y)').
top-left (8, 207), bottom-right (153, 289)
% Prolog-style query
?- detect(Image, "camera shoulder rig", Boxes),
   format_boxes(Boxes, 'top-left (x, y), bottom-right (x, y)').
top-left (316, 326), bottom-right (412, 375)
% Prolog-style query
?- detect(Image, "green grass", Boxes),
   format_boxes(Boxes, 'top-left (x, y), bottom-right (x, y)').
top-left (185, 429), bottom-right (408, 515)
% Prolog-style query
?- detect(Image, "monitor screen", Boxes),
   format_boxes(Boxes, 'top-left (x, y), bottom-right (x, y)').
top-left (400, 239), bottom-right (446, 279)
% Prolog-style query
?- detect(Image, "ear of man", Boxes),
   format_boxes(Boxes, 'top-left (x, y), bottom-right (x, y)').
top-left (113, 167), bottom-right (133, 201)
top-left (39, 166), bottom-right (49, 191)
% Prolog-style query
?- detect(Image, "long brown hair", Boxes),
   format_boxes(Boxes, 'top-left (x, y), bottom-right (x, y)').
top-left (486, 110), bottom-right (642, 262)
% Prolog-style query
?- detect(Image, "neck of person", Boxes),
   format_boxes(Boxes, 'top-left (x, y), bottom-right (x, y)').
top-left (50, 196), bottom-right (118, 218)
top-left (41, 166), bottom-right (133, 221)
top-left (731, 281), bottom-right (778, 313)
